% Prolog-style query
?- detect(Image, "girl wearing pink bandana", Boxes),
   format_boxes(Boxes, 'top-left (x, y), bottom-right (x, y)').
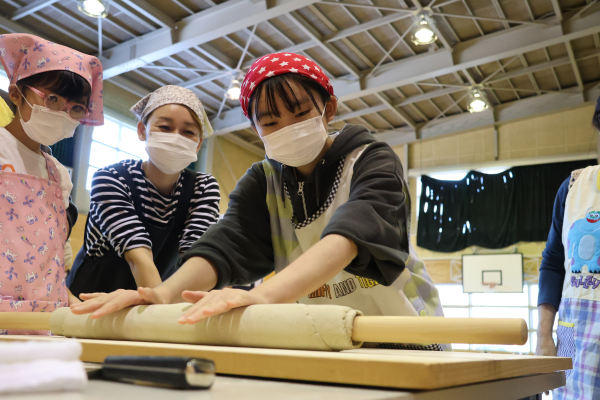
top-left (72, 53), bottom-right (446, 350)
top-left (0, 33), bottom-right (103, 335)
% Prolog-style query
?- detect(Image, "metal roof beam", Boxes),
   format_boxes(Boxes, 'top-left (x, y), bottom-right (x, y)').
top-left (487, 56), bottom-right (570, 83)
top-left (109, 1), bottom-right (156, 31)
top-left (11, 0), bottom-right (59, 20)
top-left (212, 8), bottom-right (600, 134)
top-left (109, 75), bottom-right (154, 97)
top-left (354, 82), bottom-right (600, 148)
top-left (419, 83), bottom-right (600, 143)
top-left (194, 44), bottom-right (236, 70)
top-left (565, 41), bottom-right (584, 91)
top-left (393, 85), bottom-right (469, 107)
top-left (550, 0), bottom-right (562, 21)
top-left (372, 129), bottom-right (417, 147)
top-left (336, 9), bottom-right (600, 100)
top-left (152, 39), bottom-right (317, 92)
top-left (100, 0), bottom-right (321, 79)
top-left (375, 92), bottom-right (417, 129)
top-left (222, 133), bottom-right (264, 156)
top-left (0, 14), bottom-right (33, 33)
top-left (323, 11), bottom-right (413, 43)
top-left (1, 4), bottom-right (97, 50)
top-left (119, 0), bottom-right (176, 29)
top-left (338, 104), bottom-right (388, 120)
top-left (287, 11), bottom-right (361, 79)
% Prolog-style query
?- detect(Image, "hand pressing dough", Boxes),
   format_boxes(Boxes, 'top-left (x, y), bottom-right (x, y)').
top-left (50, 304), bottom-right (363, 351)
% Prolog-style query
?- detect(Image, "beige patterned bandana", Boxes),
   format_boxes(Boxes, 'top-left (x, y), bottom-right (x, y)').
top-left (130, 85), bottom-right (213, 137)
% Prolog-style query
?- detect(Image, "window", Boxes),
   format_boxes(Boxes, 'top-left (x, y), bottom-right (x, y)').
top-left (87, 116), bottom-right (147, 190)
top-left (438, 283), bottom-right (558, 354)
top-left (0, 68), bottom-right (8, 92)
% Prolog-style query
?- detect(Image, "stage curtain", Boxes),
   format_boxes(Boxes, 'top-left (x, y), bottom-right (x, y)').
top-left (416, 159), bottom-right (596, 252)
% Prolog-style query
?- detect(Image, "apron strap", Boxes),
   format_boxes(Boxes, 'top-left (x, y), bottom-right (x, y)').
top-left (111, 162), bottom-right (197, 229)
top-left (111, 162), bottom-right (147, 224)
top-left (171, 168), bottom-right (197, 230)
top-left (41, 152), bottom-right (62, 186)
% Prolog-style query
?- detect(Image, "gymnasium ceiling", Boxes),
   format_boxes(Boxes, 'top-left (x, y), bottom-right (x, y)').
top-left (1, 0), bottom-right (600, 155)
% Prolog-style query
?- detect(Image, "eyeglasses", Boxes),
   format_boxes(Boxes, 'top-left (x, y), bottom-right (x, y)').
top-left (26, 86), bottom-right (90, 121)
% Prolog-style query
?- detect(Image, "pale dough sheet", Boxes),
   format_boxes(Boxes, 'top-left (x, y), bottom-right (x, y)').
top-left (50, 304), bottom-right (363, 351)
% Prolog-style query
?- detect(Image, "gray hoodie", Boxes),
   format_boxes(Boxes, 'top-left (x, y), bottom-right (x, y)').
top-left (180, 124), bottom-right (411, 289)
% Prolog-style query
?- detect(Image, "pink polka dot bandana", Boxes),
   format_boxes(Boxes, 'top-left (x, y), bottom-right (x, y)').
top-left (240, 52), bottom-right (334, 119)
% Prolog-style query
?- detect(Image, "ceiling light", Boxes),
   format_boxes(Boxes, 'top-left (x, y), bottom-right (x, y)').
top-left (78, 0), bottom-right (110, 18)
top-left (467, 88), bottom-right (489, 113)
top-left (411, 15), bottom-right (437, 46)
top-left (226, 79), bottom-right (241, 101)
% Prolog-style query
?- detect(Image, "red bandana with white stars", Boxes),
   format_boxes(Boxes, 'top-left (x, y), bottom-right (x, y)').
top-left (240, 52), bottom-right (334, 119)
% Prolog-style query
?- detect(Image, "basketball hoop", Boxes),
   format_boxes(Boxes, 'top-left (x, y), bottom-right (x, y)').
top-left (482, 282), bottom-right (497, 293)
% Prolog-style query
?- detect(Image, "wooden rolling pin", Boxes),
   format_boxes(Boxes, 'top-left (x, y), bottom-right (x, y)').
top-left (0, 304), bottom-right (528, 351)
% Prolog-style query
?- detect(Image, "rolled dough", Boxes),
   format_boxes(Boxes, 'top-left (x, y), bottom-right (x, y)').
top-left (50, 304), bottom-right (363, 351)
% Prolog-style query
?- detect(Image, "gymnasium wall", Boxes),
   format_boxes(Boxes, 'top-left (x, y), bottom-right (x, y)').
top-left (392, 103), bottom-right (598, 284)
top-left (404, 104), bottom-right (597, 170)
top-left (209, 136), bottom-right (265, 214)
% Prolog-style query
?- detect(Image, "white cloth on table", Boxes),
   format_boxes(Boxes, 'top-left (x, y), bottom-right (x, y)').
top-left (0, 341), bottom-right (87, 394)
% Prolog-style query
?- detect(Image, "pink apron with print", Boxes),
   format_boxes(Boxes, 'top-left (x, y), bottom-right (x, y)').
top-left (0, 153), bottom-right (68, 335)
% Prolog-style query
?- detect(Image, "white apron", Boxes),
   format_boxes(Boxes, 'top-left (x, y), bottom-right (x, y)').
top-left (263, 143), bottom-right (447, 350)
top-left (555, 165), bottom-right (600, 399)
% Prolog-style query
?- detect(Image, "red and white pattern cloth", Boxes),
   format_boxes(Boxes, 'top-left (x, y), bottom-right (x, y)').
top-left (240, 52), bottom-right (334, 119)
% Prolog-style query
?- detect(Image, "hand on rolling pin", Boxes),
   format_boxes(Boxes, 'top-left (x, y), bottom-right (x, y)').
top-left (178, 235), bottom-right (357, 324)
top-left (69, 257), bottom-right (220, 318)
top-left (70, 288), bottom-right (167, 319)
top-left (178, 289), bottom-right (269, 324)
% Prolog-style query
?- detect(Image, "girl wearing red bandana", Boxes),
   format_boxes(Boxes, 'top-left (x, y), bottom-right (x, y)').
top-left (72, 53), bottom-right (447, 349)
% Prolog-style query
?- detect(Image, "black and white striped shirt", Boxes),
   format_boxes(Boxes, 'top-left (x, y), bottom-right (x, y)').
top-left (85, 159), bottom-right (220, 258)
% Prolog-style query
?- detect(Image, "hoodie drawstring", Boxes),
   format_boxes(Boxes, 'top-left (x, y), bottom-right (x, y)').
top-left (281, 165), bottom-right (286, 208)
top-left (316, 167), bottom-right (321, 206)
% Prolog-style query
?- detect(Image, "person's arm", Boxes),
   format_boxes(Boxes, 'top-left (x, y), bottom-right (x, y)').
top-left (88, 167), bottom-right (161, 287)
top-left (125, 247), bottom-right (162, 288)
top-left (536, 304), bottom-right (558, 356)
top-left (322, 142), bottom-right (411, 284)
top-left (65, 198), bottom-right (78, 238)
top-left (70, 255), bottom-right (219, 318)
top-left (177, 234), bottom-right (357, 323)
top-left (538, 177), bottom-right (569, 310)
top-left (71, 163), bottom-right (274, 317)
top-left (536, 177), bottom-right (569, 356)
top-left (178, 174), bottom-right (220, 253)
top-left (67, 288), bottom-right (81, 305)
top-left (177, 142), bottom-right (411, 323)
top-left (177, 163), bottom-right (275, 288)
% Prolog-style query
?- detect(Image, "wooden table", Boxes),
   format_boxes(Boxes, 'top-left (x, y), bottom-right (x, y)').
top-left (1, 368), bottom-right (564, 400)
top-left (0, 336), bottom-right (570, 399)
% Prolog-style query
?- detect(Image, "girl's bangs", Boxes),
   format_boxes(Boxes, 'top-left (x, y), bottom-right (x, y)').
top-left (249, 74), bottom-right (330, 125)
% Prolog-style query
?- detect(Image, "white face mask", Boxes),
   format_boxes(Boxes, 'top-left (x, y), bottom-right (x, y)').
top-left (145, 131), bottom-right (199, 175)
top-left (260, 106), bottom-right (329, 167)
top-left (18, 93), bottom-right (79, 146)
